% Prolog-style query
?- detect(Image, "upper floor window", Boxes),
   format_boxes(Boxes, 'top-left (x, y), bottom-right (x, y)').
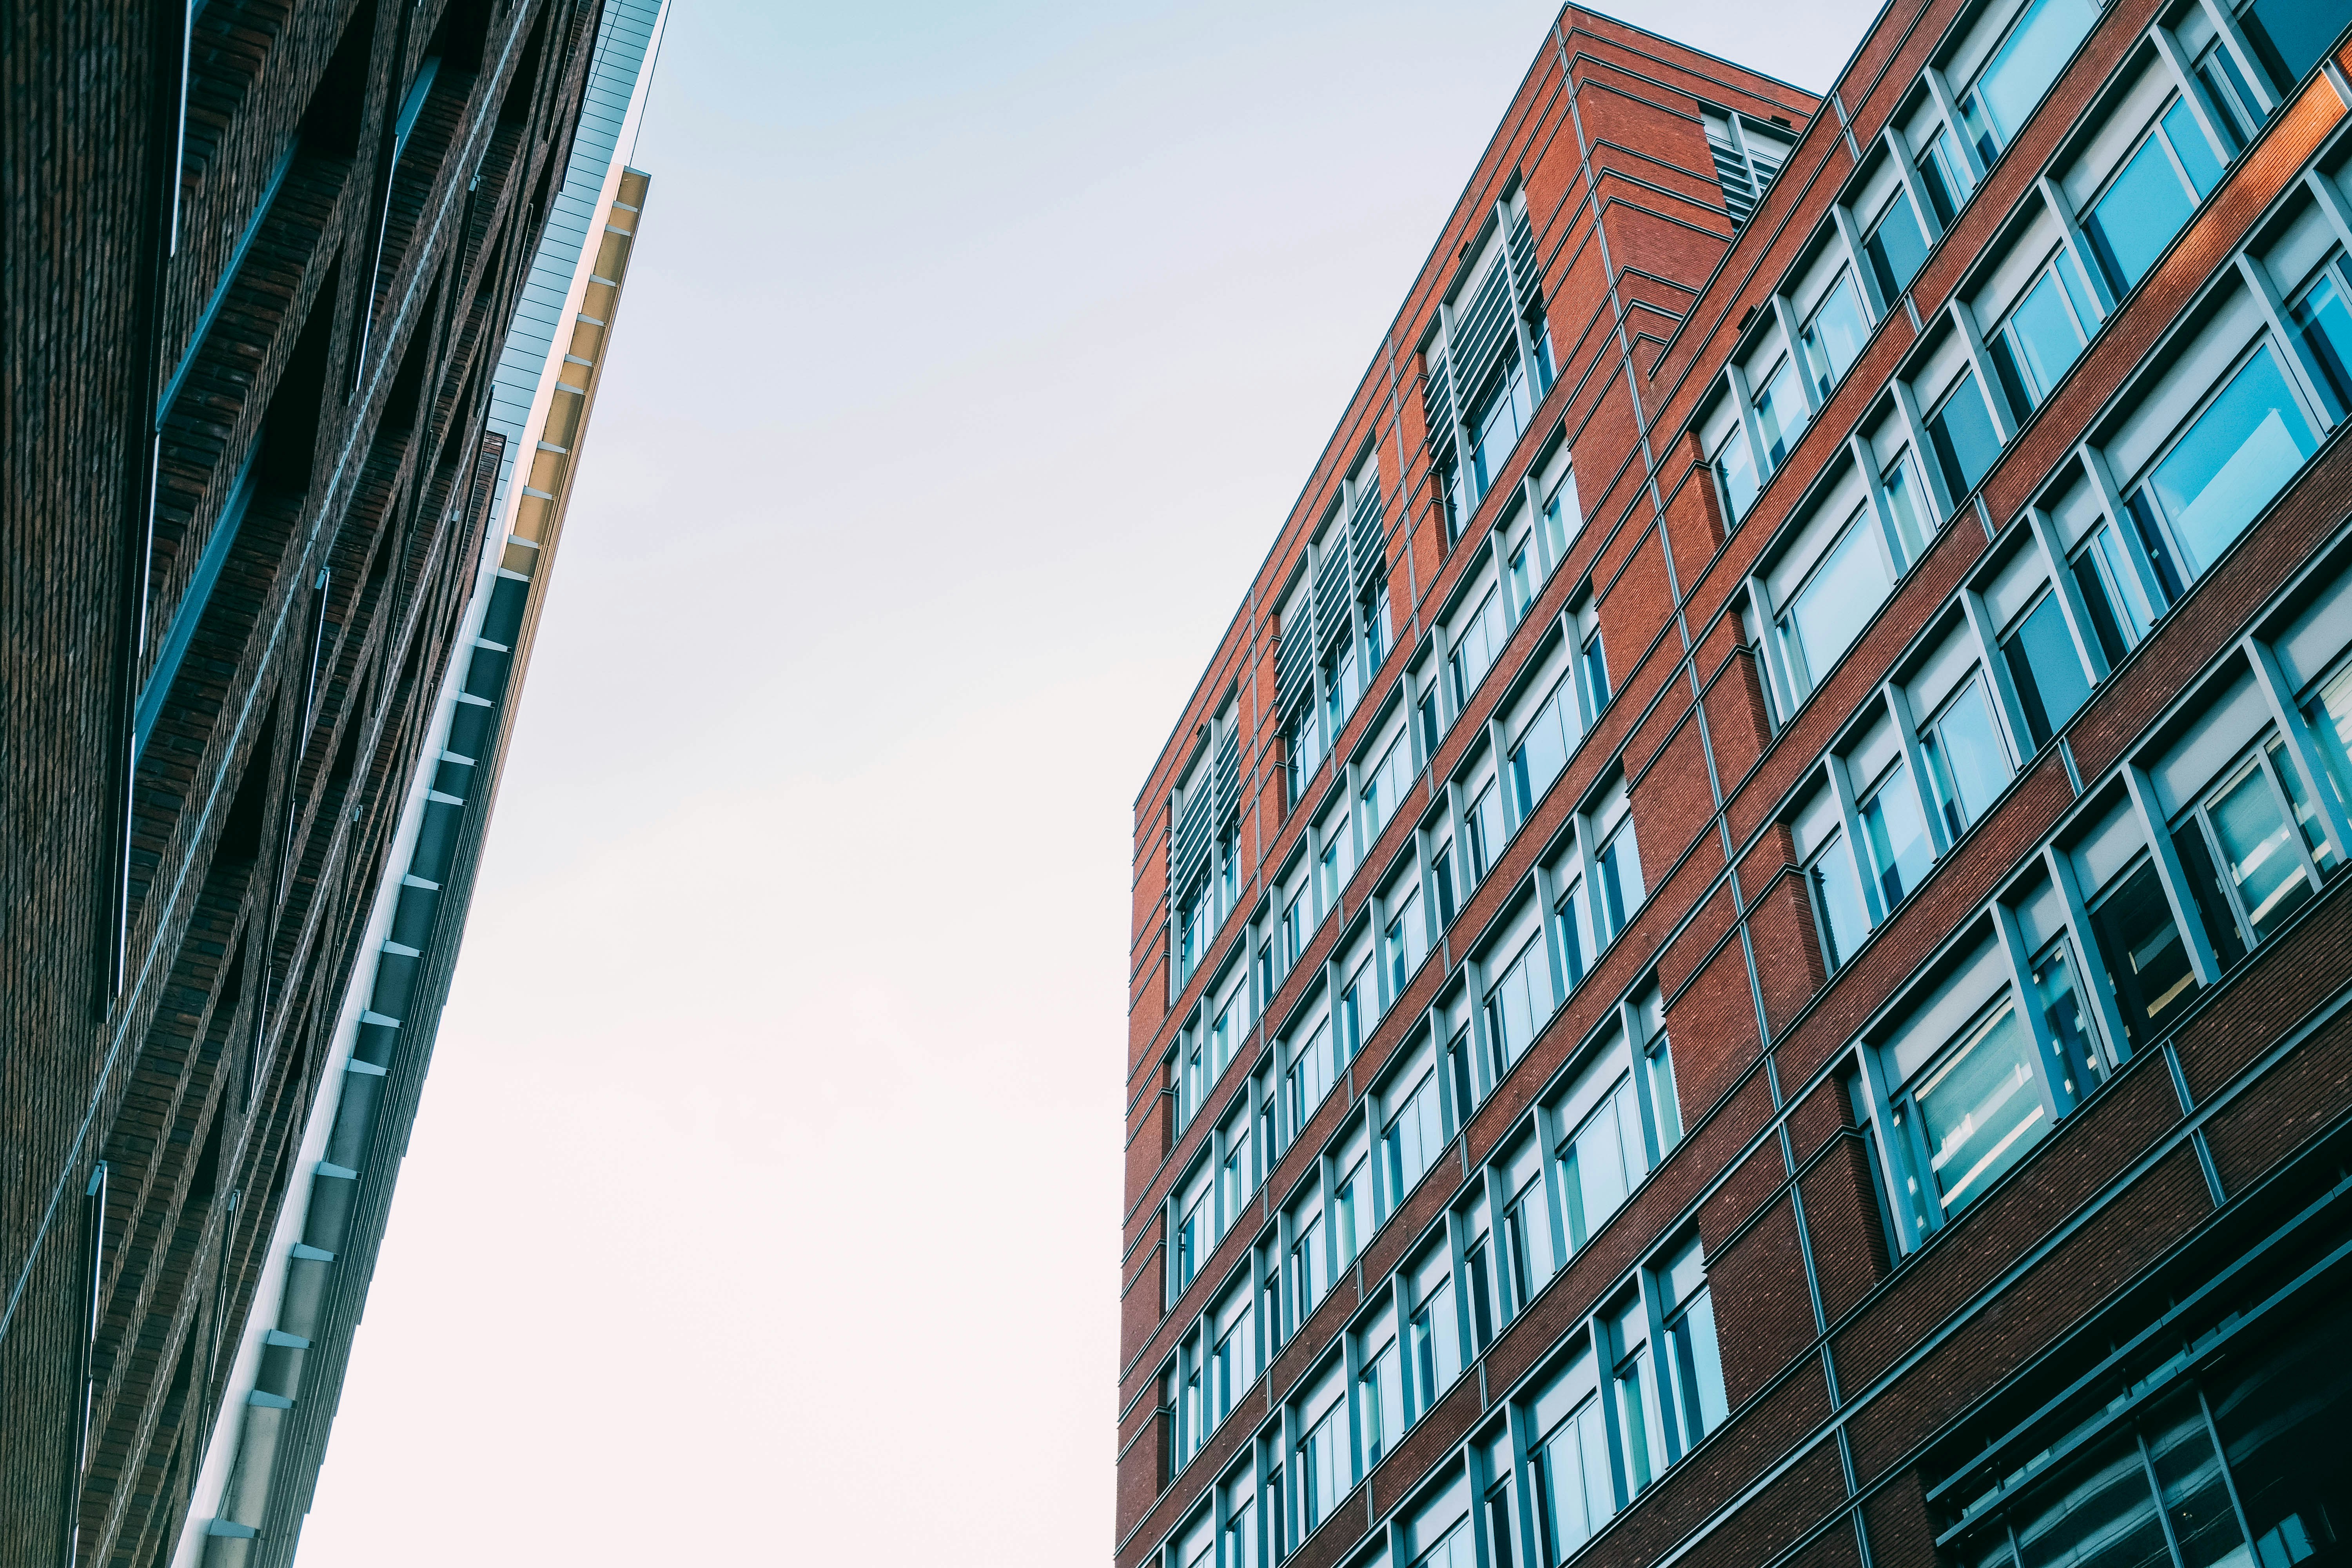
top-left (1953, 0), bottom-right (2103, 165)
top-left (1705, 108), bottom-right (1796, 228)
top-left (1854, 151), bottom-right (1934, 301)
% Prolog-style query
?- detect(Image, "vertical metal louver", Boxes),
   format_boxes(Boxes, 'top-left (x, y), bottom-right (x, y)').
top-left (1451, 258), bottom-right (1519, 406)
top-left (1706, 110), bottom-right (1793, 230)
top-left (1172, 775), bottom-right (1213, 906)
top-left (1274, 613), bottom-right (1314, 728)
top-left (1506, 205), bottom-right (1539, 311)
top-left (1314, 542), bottom-right (1352, 655)
top-left (1213, 724), bottom-right (1240, 831)
top-left (1423, 358), bottom-right (1457, 463)
top-left (1349, 481), bottom-right (1384, 588)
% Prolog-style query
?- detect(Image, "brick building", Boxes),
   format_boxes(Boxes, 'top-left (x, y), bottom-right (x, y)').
top-left (1124, 4), bottom-right (2352, 1568)
top-left (1, 2), bottom-right (662, 1564)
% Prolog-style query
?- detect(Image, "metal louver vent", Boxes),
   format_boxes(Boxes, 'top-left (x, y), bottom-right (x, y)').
top-left (1424, 358), bottom-right (1457, 459)
top-left (1708, 122), bottom-right (1758, 227)
top-left (1172, 778), bottom-right (1213, 905)
top-left (1349, 482), bottom-right (1384, 588)
top-left (1275, 614), bottom-right (1313, 723)
top-left (1506, 207), bottom-right (1539, 309)
top-left (1213, 726), bottom-right (1240, 829)
top-left (1314, 544), bottom-right (1351, 655)
top-left (1451, 258), bottom-right (1518, 407)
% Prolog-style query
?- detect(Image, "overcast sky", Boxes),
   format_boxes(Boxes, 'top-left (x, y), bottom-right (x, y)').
top-left (299, 2), bottom-right (1880, 1561)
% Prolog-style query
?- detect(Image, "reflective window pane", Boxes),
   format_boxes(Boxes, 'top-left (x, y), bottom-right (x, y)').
top-left (2085, 134), bottom-right (2198, 292)
top-left (1915, 1003), bottom-right (2050, 1212)
top-left (1924, 676), bottom-right (2012, 835)
top-left (1755, 355), bottom-right (1809, 469)
top-left (1862, 760), bottom-right (1935, 907)
top-left (1965, 0), bottom-right (2100, 156)
top-left (1811, 833), bottom-right (1873, 969)
top-left (2089, 860), bottom-right (2200, 1046)
top-left (1785, 515), bottom-right (1895, 692)
top-left (1866, 188), bottom-right (1931, 300)
top-left (1929, 372), bottom-right (2003, 501)
top-left (2139, 346), bottom-right (2317, 578)
top-left (2002, 592), bottom-right (2094, 747)
top-left (1802, 274), bottom-right (1870, 397)
top-left (2207, 760), bottom-right (2313, 942)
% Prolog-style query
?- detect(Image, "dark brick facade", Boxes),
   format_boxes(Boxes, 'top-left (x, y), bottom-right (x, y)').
top-left (2, 2), bottom-right (601, 1563)
top-left (1129, 5), bottom-right (2352, 1567)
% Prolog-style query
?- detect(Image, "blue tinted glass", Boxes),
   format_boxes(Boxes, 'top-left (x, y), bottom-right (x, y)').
top-left (1918, 134), bottom-right (1963, 227)
top-left (1786, 516), bottom-right (1893, 690)
top-left (2085, 137), bottom-right (2196, 291)
top-left (2242, 0), bottom-right (2341, 91)
top-left (1973, 0), bottom-right (2102, 147)
top-left (1803, 275), bottom-right (1871, 396)
top-left (1866, 189), bottom-right (1931, 299)
top-left (2002, 594), bottom-right (2092, 746)
top-left (2290, 269), bottom-right (2352, 417)
top-left (2005, 267), bottom-right (2088, 406)
top-left (1755, 356), bottom-right (1808, 468)
top-left (2145, 347), bottom-right (2316, 575)
top-left (1861, 762), bottom-right (1935, 906)
top-left (1928, 372), bottom-right (2002, 499)
top-left (1718, 431), bottom-right (1760, 517)
top-left (2161, 98), bottom-right (2223, 197)
top-left (1812, 837), bottom-right (1872, 968)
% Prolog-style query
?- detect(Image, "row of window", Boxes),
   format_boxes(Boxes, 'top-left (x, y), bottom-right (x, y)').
top-left (1702, 0), bottom-right (2315, 559)
top-left (1159, 989), bottom-right (1724, 1568)
top-left (1424, 190), bottom-right (1560, 550)
top-left (1827, 538), bottom-right (2352, 1243)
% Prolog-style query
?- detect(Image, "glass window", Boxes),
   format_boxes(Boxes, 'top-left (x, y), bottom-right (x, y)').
top-left (1917, 125), bottom-right (1973, 229)
top-left (2001, 590), bottom-right (2094, 748)
top-left (1470, 352), bottom-right (1534, 505)
top-left (1882, 450), bottom-right (1932, 569)
top-left (1501, 1162), bottom-right (1555, 1309)
top-left (1408, 1251), bottom-right (1463, 1412)
top-left (1332, 1154), bottom-right (1367, 1275)
top-left (1450, 589), bottom-right (1506, 708)
top-left (1527, 1349), bottom-right (1615, 1564)
top-left (1865, 187), bottom-right (1932, 301)
top-left (1657, 1237), bottom-right (1729, 1444)
top-left (1986, 248), bottom-right (2100, 417)
top-left (1904, 1000), bottom-right (2050, 1218)
top-left (1466, 779), bottom-right (1506, 883)
top-left (1510, 677), bottom-right (1582, 818)
top-left (1927, 371), bottom-right (2003, 503)
top-left (2187, 746), bottom-right (2321, 946)
top-left (1782, 512), bottom-right (1896, 695)
top-left (1325, 638), bottom-right (1362, 742)
top-left (1541, 466), bottom-right (1581, 563)
top-left (1809, 828), bottom-right (1874, 969)
top-left (1800, 272), bottom-right (1871, 398)
top-left (2031, 937), bottom-right (2108, 1091)
top-left (2071, 515), bottom-right (2162, 665)
top-left (1463, 1209), bottom-right (1499, 1352)
top-left (1298, 1390), bottom-right (1347, 1534)
top-left (1432, 833), bottom-right (1460, 927)
top-left (1386, 886), bottom-right (1428, 996)
top-left (1559, 1074), bottom-right (1645, 1249)
top-left (1484, 933), bottom-right (1556, 1071)
top-left (1713, 419), bottom-right (1760, 520)
top-left (1860, 759), bottom-right (1935, 907)
top-left (1363, 733), bottom-right (1413, 843)
top-left (2087, 857), bottom-right (2200, 1047)
top-left (1290, 1019), bottom-right (1337, 1127)
top-left (1554, 872), bottom-right (1591, 993)
top-left (2307, 661), bottom-right (2352, 811)
top-left (1957, 0), bottom-right (2101, 161)
top-left (1753, 354), bottom-right (1809, 470)
top-left (2125, 344), bottom-right (2318, 583)
top-left (2288, 258), bottom-right (2352, 420)
top-left (1383, 1063), bottom-right (1443, 1207)
top-left (1360, 1327), bottom-right (1403, 1470)
top-left (1581, 628), bottom-right (1610, 715)
top-left (1596, 825), bottom-right (1643, 942)
top-left (2240, 0), bottom-right (2344, 92)
top-left (2083, 102), bottom-right (2224, 293)
top-left (1920, 674), bottom-right (2012, 836)
top-left (1605, 1296), bottom-right (1666, 1493)
top-left (1291, 1201), bottom-right (1327, 1324)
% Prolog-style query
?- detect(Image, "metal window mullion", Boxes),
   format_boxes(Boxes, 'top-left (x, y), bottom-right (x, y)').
top-left (1829, 752), bottom-right (1888, 923)
top-left (1748, 575), bottom-right (1802, 722)
top-left (2299, 167), bottom-right (2352, 252)
top-left (1961, 585), bottom-right (2044, 769)
top-left (1926, 67), bottom-right (1988, 180)
top-left (1894, 376), bottom-right (1959, 519)
top-left (1832, 202), bottom-right (1889, 319)
top-left (1996, 898), bottom-right (2080, 1113)
top-left (1883, 125), bottom-right (1944, 242)
top-left (2026, 504), bottom-right (2112, 680)
top-left (2251, 742), bottom-right (2330, 898)
top-left (2120, 765), bottom-right (2227, 984)
top-left (1726, 363), bottom-right (1771, 487)
top-left (1854, 433), bottom-right (1912, 573)
top-left (1773, 296), bottom-right (1824, 415)
top-left (2233, 253), bottom-right (2340, 431)
top-left (2152, 27), bottom-right (2238, 180)
top-left (2040, 174), bottom-right (2117, 315)
top-left (1885, 680), bottom-right (1953, 856)
top-left (2195, 0), bottom-right (2281, 116)
top-left (1950, 298), bottom-right (2020, 441)
top-left (2049, 838), bottom-right (2138, 1069)
top-left (2080, 442), bottom-right (2176, 616)
top-left (2245, 633), bottom-right (2352, 865)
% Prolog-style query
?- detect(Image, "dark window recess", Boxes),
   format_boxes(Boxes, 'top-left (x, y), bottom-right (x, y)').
top-left (498, 4), bottom-right (551, 127)
top-left (259, 257), bottom-right (341, 494)
top-left (2171, 824), bottom-right (2250, 968)
top-left (298, 0), bottom-right (376, 158)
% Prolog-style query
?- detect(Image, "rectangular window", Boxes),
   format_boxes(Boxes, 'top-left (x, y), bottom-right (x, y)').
top-left (1332, 1153), bottom-right (1368, 1274)
top-left (2287, 255), bottom-right (2352, 419)
top-left (1221, 1103), bottom-right (1256, 1229)
top-left (1553, 871), bottom-right (1591, 993)
top-left (1385, 885), bottom-right (1427, 996)
top-left (1362, 731), bottom-right (1413, 844)
top-left (1606, 1296), bottom-right (1666, 1493)
top-left (2083, 98), bottom-right (2225, 293)
top-left (2001, 590), bottom-right (2093, 747)
top-left (1920, 672), bottom-right (2013, 837)
top-left (1799, 271), bottom-right (1871, 398)
top-left (1528, 1347), bottom-right (1615, 1563)
top-left (1902, 998), bottom-right (2051, 1220)
top-left (1450, 588), bottom-right (1506, 708)
top-left (1917, 125), bottom-right (1973, 228)
top-left (1809, 828), bottom-right (1874, 970)
top-left (1359, 1325), bottom-right (1403, 1469)
top-left (1431, 833), bottom-right (1460, 927)
top-left (1882, 449), bottom-right (1933, 570)
top-left (1289, 1019), bottom-right (1337, 1127)
top-left (1860, 758), bottom-right (1935, 907)
top-left (2177, 740), bottom-right (2326, 949)
top-left (1927, 371), bottom-right (2003, 503)
top-left (1509, 674), bottom-right (1582, 818)
top-left (1407, 1246), bottom-right (1462, 1413)
top-left (1753, 353), bottom-right (1809, 470)
top-left (2071, 515), bottom-right (2161, 665)
top-left (1470, 351), bottom-right (1534, 506)
top-left (1383, 1062), bottom-right (1444, 1208)
top-left (1864, 186), bottom-right (1932, 301)
top-left (1298, 1386), bottom-right (1347, 1534)
top-left (1955, 0), bottom-right (2101, 162)
top-left (1290, 1199), bottom-right (1327, 1325)
top-left (1656, 1237), bottom-right (1730, 1445)
top-left (1781, 508), bottom-right (1896, 695)
top-left (1466, 778), bottom-right (1506, 883)
top-left (1558, 1073), bottom-right (1645, 1250)
top-left (1499, 1147), bottom-right (1556, 1310)
top-left (1985, 247), bottom-right (2100, 417)
top-left (1484, 932), bottom-right (1555, 1071)
top-left (2088, 856), bottom-right (2200, 1047)
top-left (1581, 626), bottom-right (1610, 716)
top-left (2123, 344), bottom-right (2318, 584)
top-left (1713, 419), bottom-right (1760, 521)
top-left (1596, 824), bottom-right (1642, 942)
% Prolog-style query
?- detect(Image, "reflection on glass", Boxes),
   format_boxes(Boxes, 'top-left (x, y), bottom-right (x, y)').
top-left (1915, 1003), bottom-right (2049, 1212)
top-left (1882, 454), bottom-right (1930, 568)
top-left (2032, 940), bottom-right (2105, 1090)
top-left (1716, 426), bottom-right (1760, 519)
top-left (1957, 0), bottom-right (2100, 160)
top-left (2307, 664), bottom-right (2352, 812)
top-left (2207, 760), bottom-right (2312, 942)
top-left (1811, 833), bottom-right (1873, 968)
top-left (2267, 735), bottom-right (2335, 872)
top-left (1801, 274), bottom-right (1870, 397)
top-left (2089, 860), bottom-right (2200, 1045)
top-left (1865, 188), bottom-right (1931, 301)
top-left (2132, 347), bottom-right (2316, 578)
top-left (1754, 356), bottom-right (1809, 469)
top-left (1784, 514), bottom-right (1895, 693)
top-left (2288, 263), bottom-right (2352, 419)
top-left (1922, 677), bottom-right (2011, 835)
top-left (1928, 372), bottom-right (2003, 502)
top-left (2086, 132), bottom-right (2200, 292)
top-left (2002, 593), bottom-right (2094, 747)
top-left (2071, 520), bottom-right (2160, 665)
top-left (1862, 761), bottom-right (1935, 907)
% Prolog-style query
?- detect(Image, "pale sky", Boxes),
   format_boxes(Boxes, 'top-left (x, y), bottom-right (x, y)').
top-left (300, 3), bottom-right (1879, 1562)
